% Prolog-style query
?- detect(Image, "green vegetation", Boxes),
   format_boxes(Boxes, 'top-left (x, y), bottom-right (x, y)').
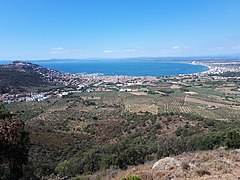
top-left (6, 92), bottom-right (240, 178)
top-left (3, 77), bottom-right (240, 179)
top-left (158, 88), bottom-right (174, 94)
top-left (0, 65), bottom-right (50, 93)
top-left (0, 105), bottom-right (30, 179)
top-left (53, 121), bottom-right (240, 177)
top-left (122, 175), bottom-right (142, 180)
top-left (224, 128), bottom-right (240, 149)
top-left (0, 108), bottom-right (12, 119)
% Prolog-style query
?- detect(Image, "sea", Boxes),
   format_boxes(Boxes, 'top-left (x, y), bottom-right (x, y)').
top-left (0, 60), bottom-right (209, 76)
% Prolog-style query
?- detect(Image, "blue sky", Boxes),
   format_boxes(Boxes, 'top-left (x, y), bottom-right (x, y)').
top-left (0, 0), bottom-right (240, 60)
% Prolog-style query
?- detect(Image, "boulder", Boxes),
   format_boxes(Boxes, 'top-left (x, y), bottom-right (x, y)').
top-left (152, 157), bottom-right (181, 170)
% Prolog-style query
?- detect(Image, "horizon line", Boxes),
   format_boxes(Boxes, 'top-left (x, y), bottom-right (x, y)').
top-left (0, 55), bottom-right (240, 61)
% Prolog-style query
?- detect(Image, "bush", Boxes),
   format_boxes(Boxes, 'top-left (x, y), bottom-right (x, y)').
top-left (0, 108), bottom-right (12, 118)
top-left (122, 175), bottom-right (142, 180)
top-left (55, 160), bottom-right (72, 176)
top-left (224, 128), bottom-right (240, 149)
top-left (0, 111), bottom-right (30, 179)
top-left (175, 125), bottom-right (201, 137)
top-left (158, 89), bottom-right (174, 94)
top-left (157, 132), bottom-right (225, 158)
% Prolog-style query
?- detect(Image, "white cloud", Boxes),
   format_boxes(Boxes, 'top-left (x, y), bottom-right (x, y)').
top-left (123, 49), bottom-right (137, 52)
top-left (103, 50), bottom-right (115, 53)
top-left (50, 47), bottom-right (68, 54)
top-left (52, 47), bottom-right (64, 51)
top-left (103, 48), bottom-right (137, 54)
top-left (172, 46), bottom-right (179, 50)
top-left (100, 46), bottom-right (192, 57)
top-left (172, 46), bottom-right (189, 50)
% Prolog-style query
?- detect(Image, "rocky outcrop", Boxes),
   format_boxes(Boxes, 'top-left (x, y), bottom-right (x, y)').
top-left (152, 157), bottom-right (181, 170)
top-left (108, 148), bottom-right (240, 180)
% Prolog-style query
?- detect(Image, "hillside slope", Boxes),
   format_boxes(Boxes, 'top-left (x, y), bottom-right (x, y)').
top-left (5, 91), bottom-right (240, 179)
top-left (0, 61), bottom-right (62, 93)
top-left (107, 148), bottom-right (240, 180)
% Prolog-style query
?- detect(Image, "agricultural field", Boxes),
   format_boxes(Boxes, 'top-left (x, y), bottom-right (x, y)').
top-left (116, 82), bottom-right (240, 121)
top-left (3, 77), bottom-right (240, 178)
top-left (6, 80), bottom-right (240, 123)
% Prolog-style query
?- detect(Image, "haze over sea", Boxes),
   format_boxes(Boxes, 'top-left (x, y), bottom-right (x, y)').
top-left (34, 60), bottom-right (208, 76)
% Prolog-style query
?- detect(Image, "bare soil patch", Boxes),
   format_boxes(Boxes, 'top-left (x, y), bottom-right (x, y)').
top-left (170, 85), bottom-right (182, 89)
top-left (108, 148), bottom-right (240, 180)
top-left (129, 92), bottom-right (148, 96)
top-left (184, 91), bottom-right (199, 95)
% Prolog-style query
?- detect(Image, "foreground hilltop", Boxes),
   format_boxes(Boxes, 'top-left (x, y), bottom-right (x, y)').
top-left (0, 61), bottom-right (64, 94)
top-left (106, 147), bottom-right (240, 180)
top-left (4, 89), bottom-right (240, 179)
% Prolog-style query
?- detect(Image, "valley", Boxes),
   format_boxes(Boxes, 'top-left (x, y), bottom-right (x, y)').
top-left (1, 60), bottom-right (240, 179)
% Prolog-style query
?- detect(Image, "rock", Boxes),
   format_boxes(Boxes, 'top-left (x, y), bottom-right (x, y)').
top-left (152, 157), bottom-right (181, 170)
top-left (132, 167), bottom-right (138, 172)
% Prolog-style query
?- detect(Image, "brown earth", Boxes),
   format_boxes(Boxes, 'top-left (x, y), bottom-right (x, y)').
top-left (107, 148), bottom-right (240, 180)
top-left (185, 96), bottom-right (240, 110)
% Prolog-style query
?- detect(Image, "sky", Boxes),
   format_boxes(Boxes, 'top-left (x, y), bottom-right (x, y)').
top-left (0, 0), bottom-right (240, 60)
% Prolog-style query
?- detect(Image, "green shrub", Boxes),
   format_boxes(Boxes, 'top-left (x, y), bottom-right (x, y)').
top-left (0, 108), bottom-right (11, 118)
top-left (55, 160), bottom-right (72, 176)
top-left (122, 175), bottom-right (142, 180)
top-left (225, 128), bottom-right (240, 149)
top-left (158, 89), bottom-right (174, 94)
top-left (175, 125), bottom-right (201, 137)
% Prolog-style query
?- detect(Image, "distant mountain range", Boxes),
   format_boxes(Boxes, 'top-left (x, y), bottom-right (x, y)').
top-left (1, 54), bottom-right (240, 66)
top-left (1, 55), bottom-right (239, 63)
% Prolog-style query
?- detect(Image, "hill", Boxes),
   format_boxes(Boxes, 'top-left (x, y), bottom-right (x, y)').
top-left (106, 147), bottom-right (240, 180)
top-left (5, 91), bottom-right (240, 179)
top-left (0, 61), bottom-right (63, 94)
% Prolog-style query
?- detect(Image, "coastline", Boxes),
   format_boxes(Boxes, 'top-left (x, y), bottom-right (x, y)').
top-left (2, 59), bottom-right (239, 77)
top-left (177, 61), bottom-right (211, 75)
top-left (185, 61), bottom-right (212, 75)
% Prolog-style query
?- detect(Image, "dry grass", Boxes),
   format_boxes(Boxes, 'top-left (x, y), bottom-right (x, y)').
top-left (107, 148), bottom-right (240, 180)
top-left (184, 91), bottom-right (199, 95)
top-left (129, 92), bottom-right (148, 96)
top-left (215, 87), bottom-right (240, 95)
top-left (123, 95), bottom-right (159, 114)
top-left (170, 85), bottom-right (182, 89)
top-left (125, 103), bottom-right (159, 114)
top-left (185, 96), bottom-right (240, 110)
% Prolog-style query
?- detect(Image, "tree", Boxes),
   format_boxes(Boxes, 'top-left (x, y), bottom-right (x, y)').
top-left (0, 105), bottom-right (30, 179)
top-left (225, 128), bottom-right (240, 149)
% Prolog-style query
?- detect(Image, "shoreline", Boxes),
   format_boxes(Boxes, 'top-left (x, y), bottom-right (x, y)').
top-left (2, 60), bottom-right (238, 77)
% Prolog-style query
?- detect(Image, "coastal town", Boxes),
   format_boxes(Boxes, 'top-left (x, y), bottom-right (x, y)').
top-left (1, 60), bottom-right (240, 103)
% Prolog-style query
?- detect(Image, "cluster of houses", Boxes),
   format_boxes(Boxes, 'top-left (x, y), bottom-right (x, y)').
top-left (1, 60), bottom-right (240, 104)
top-left (1, 93), bottom-right (51, 104)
